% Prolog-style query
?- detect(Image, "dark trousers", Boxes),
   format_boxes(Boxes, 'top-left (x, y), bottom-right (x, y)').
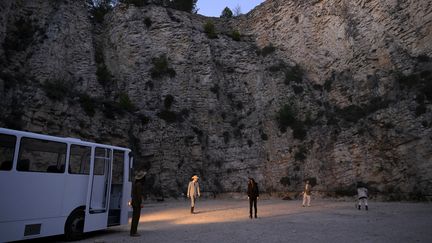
top-left (249, 197), bottom-right (257, 216)
top-left (130, 206), bottom-right (141, 235)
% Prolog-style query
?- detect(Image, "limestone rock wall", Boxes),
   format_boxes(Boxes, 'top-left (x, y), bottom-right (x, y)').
top-left (0, 0), bottom-right (431, 200)
top-left (238, 0), bottom-right (432, 199)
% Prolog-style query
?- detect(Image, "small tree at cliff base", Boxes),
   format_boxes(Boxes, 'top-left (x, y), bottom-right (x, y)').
top-left (276, 104), bottom-right (308, 140)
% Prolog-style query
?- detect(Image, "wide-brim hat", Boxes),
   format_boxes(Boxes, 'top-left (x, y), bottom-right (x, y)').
top-left (191, 175), bottom-right (199, 179)
top-left (135, 170), bottom-right (147, 180)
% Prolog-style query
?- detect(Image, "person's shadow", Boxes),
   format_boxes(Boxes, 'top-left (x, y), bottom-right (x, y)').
top-left (193, 205), bottom-right (245, 214)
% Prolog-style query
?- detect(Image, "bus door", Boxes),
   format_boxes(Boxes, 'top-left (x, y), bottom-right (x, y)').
top-left (107, 150), bottom-right (125, 226)
top-left (84, 147), bottom-right (112, 232)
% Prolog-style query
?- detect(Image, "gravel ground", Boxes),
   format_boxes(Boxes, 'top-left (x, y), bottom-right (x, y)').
top-left (23, 199), bottom-right (432, 243)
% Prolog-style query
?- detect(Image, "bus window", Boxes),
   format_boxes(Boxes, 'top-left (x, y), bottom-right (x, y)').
top-left (112, 150), bottom-right (124, 184)
top-left (69, 145), bottom-right (91, 174)
top-left (18, 138), bottom-right (67, 173)
top-left (0, 134), bottom-right (16, 171)
top-left (95, 147), bottom-right (111, 175)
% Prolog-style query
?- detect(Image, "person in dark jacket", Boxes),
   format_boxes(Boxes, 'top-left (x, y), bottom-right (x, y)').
top-left (247, 177), bottom-right (259, 218)
top-left (130, 170), bottom-right (146, 237)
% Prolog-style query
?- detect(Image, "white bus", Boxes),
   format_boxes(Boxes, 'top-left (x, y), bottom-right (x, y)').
top-left (0, 128), bottom-right (133, 242)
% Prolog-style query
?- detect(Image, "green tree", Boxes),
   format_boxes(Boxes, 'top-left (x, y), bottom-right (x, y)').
top-left (230, 30), bottom-right (241, 41)
top-left (90, 0), bottom-right (112, 23)
top-left (120, 0), bottom-right (148, 7)
top-left (119, 92), bottom-right (136, 112)
top-left (203, 20), bottom-right (217, 39)
top-left (220, 7), bottom-right (233, 18)
top-left (170, 0), bottom-right (198, 13)
top-left (150, 54), bottom-right (176, 79)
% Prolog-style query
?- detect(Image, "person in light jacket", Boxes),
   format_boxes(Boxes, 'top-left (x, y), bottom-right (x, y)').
top-left (302, 180), bottom-right (311, 207)
top-left (247, 177), bottom-right (259, 218)
top-left (187, 175), bottom-right (201, 214)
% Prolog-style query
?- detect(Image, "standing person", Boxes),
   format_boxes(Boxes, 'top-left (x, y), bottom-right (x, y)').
top-left (357, 184), bottom-right (369, 210)
top-left (187, 175), bottom-right (201, 214)
top-left (130, 170), bottom-right (146, 237)
top-left (247, 177), bottom-right (259, 218)
top-left (302, 180), bottom-right (311, 207)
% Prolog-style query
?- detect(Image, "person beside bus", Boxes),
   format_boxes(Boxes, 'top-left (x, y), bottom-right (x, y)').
top-left (187, 175), bottom-right (201, 214)
top-left (130, 170), bottom-right (146, 237)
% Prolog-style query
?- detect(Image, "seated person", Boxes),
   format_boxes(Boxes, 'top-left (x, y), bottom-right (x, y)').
top-left (0, 160), bottom-right (12, 170)
top-left (47, 165), bottom-right (59, 173)
top-left (17, 159), bottom-right (30, 171)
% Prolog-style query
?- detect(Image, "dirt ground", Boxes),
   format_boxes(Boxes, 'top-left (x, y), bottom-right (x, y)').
top-left (29, 199), bottom-right (432, 243)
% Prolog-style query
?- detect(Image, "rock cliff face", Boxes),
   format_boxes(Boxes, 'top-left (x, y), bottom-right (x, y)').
top-left (1, 0), bottom-right (431, 200)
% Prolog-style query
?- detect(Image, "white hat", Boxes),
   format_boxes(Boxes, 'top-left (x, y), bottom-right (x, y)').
top-left (135, 170), bottom-right (147, 180)
top-left (191, 175), bottom-right (199, 179)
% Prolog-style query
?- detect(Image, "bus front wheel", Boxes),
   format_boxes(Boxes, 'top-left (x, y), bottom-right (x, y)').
top-left (65, 209), bottom-right (85, 241)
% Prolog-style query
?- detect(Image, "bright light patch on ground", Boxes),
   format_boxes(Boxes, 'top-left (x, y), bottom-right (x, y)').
top-left (82, 199), bottom-right (432, 243)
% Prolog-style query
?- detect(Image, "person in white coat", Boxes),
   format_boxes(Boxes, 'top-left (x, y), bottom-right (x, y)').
top-left (187, 175), bottom-right (201, 213)
top-left (357, 184), bottom-right (368, 210)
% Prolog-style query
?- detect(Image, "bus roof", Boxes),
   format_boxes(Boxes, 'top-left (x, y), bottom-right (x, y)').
top-left (0, 127), bottom-right (131, 152)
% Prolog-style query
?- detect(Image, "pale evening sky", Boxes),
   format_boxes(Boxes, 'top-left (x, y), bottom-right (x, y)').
top-left (197, 0), bottom-right (266, 17)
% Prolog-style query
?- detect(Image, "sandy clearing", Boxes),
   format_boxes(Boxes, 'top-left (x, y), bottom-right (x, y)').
top-left (25, 199), bottom-right (432, 243)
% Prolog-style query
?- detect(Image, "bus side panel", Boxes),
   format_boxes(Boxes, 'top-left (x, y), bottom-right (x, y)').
top-left (62, 174), bottom-right (89, 216)
top-left (0, 172), bottom-right (66, 242)
top-left (0, 172), bottom-right (65, 222)
top-left (0, 217), bottom-right (66, 242)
